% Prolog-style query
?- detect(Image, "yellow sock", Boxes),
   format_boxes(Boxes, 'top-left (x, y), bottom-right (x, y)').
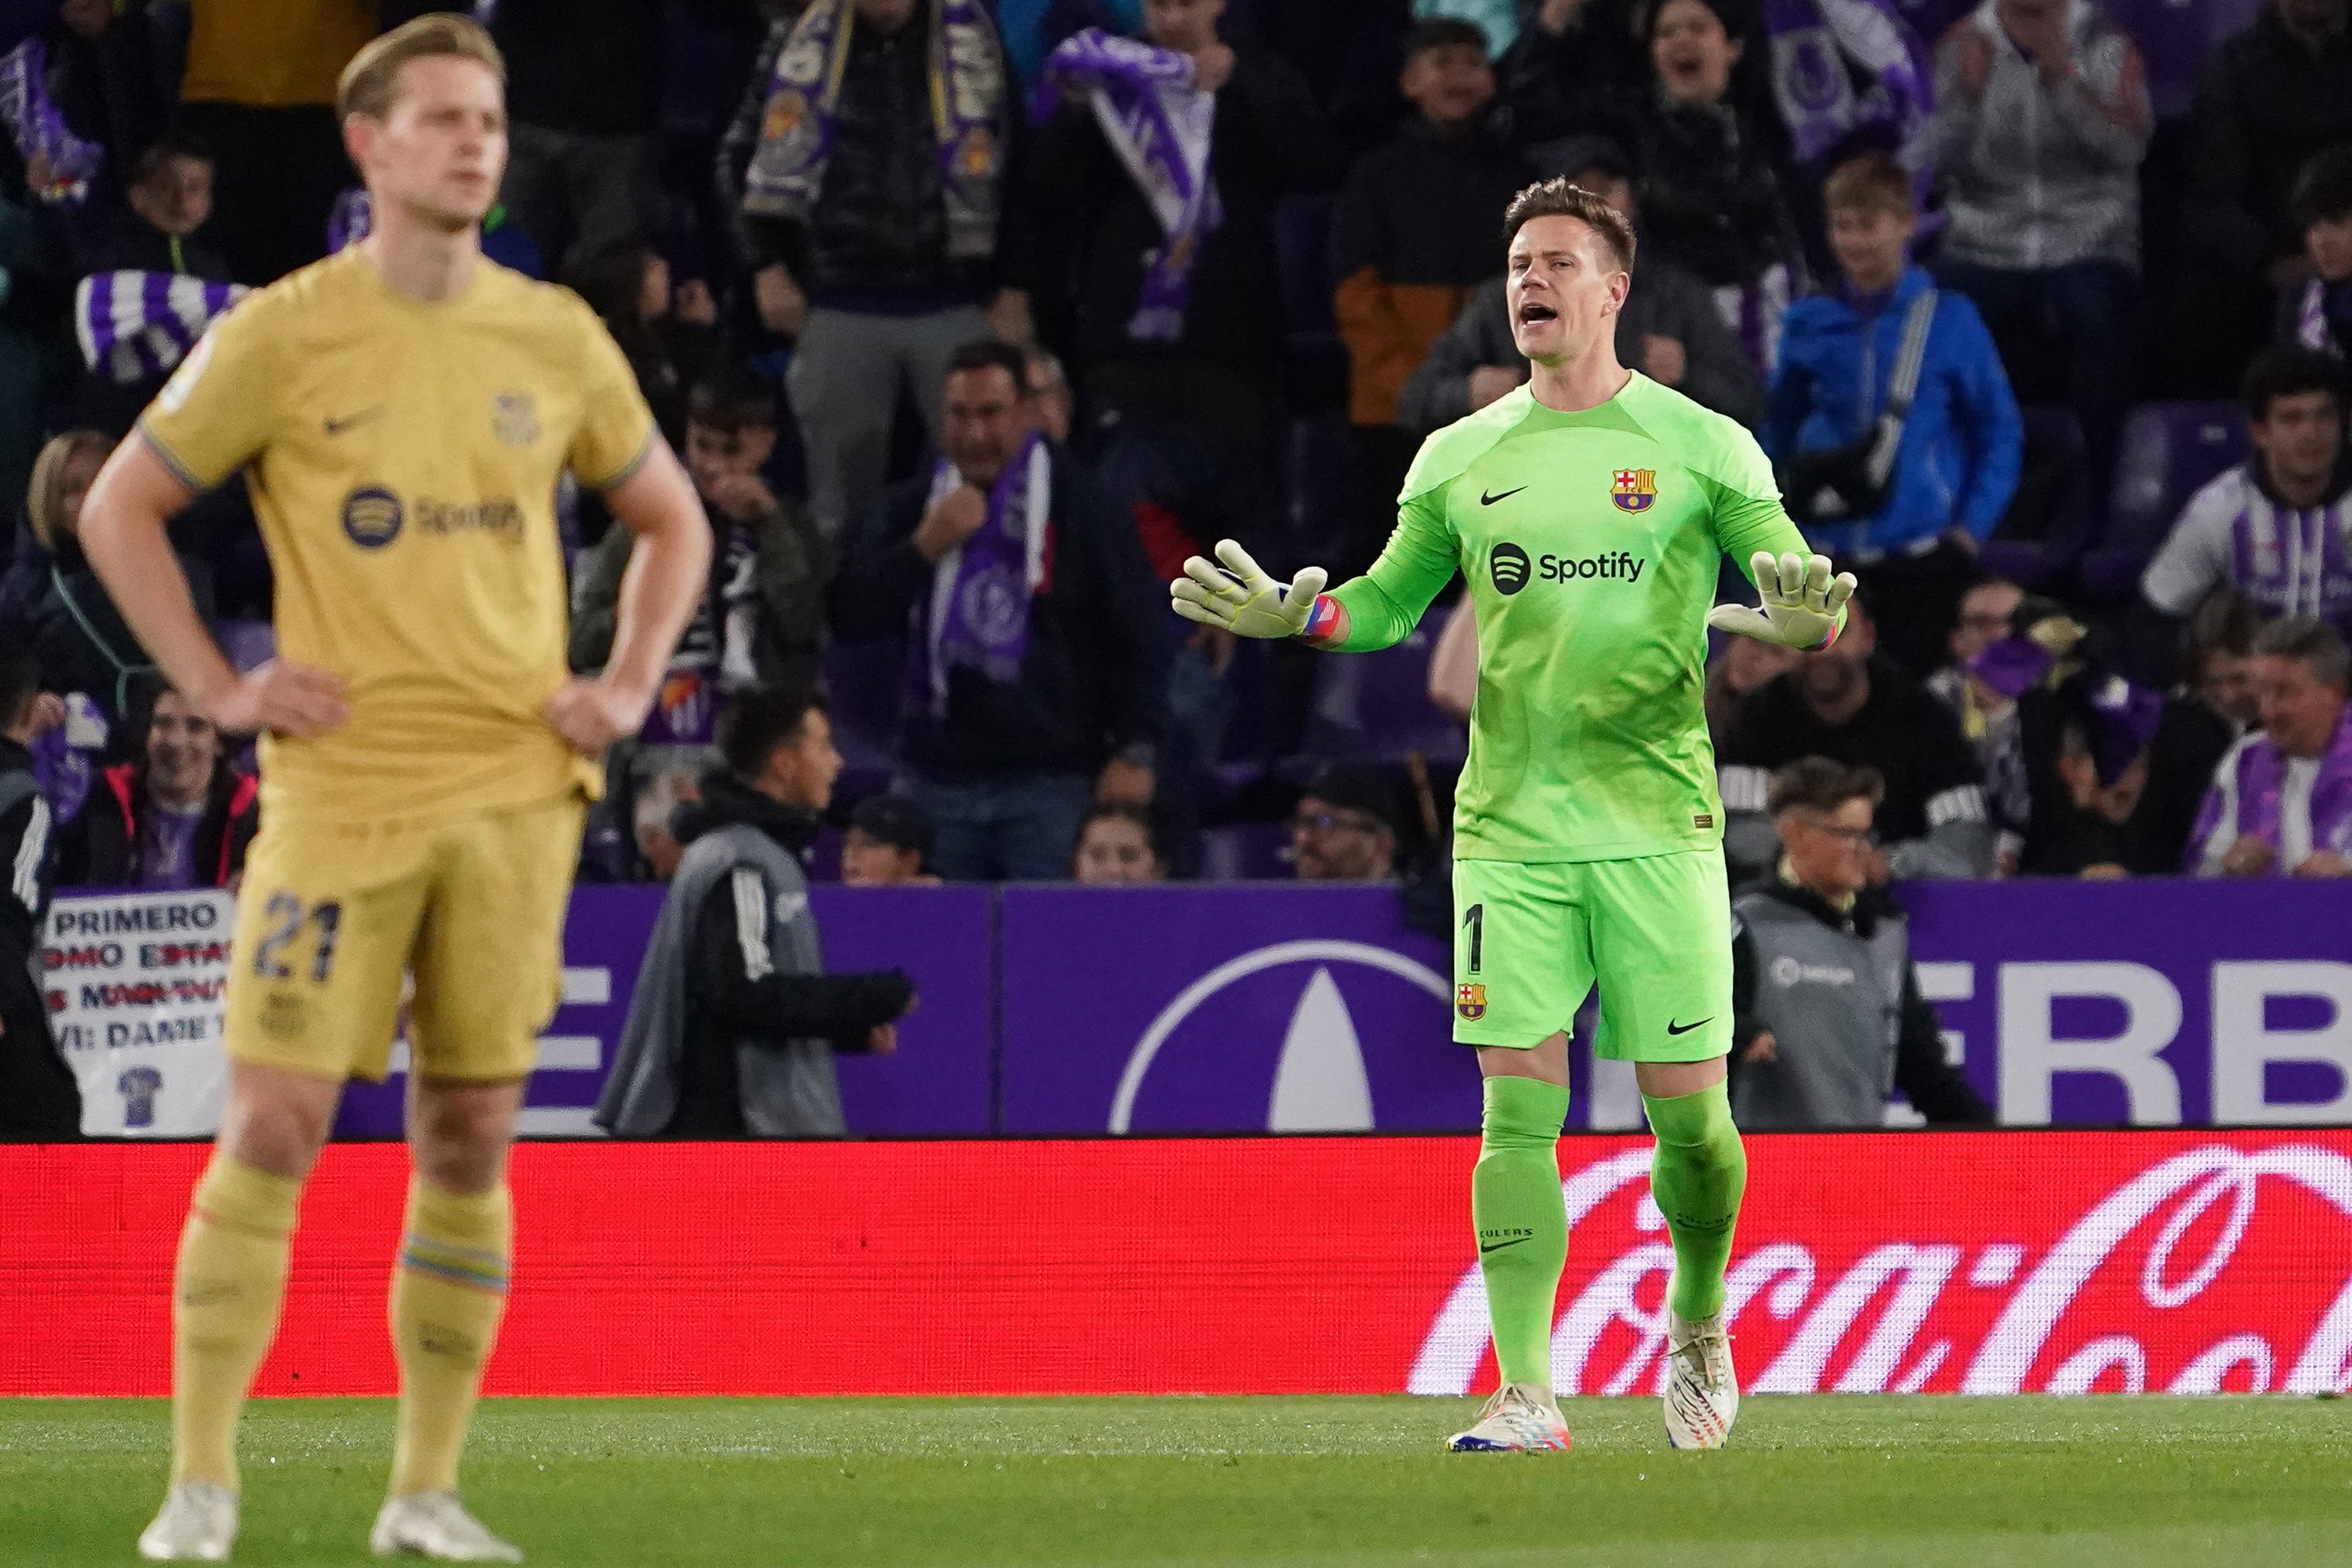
top-left (170, 1157), bottom-right (301, 1489)
top-left (388, 1179), bottom-right (511, 1498)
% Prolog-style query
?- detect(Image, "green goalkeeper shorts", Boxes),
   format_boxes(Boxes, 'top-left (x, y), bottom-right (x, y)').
top-left (1450, 848), bottom-right (1734, 1062)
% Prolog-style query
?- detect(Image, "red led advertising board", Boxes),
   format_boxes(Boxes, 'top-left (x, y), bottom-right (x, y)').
top-left (4, 1132), bottom-right (2347, 1398)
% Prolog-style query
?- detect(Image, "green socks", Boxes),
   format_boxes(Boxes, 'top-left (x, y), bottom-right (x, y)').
top-left (1473, 1076), bottom-right (1571, 1389)
top-left (1643, 1082), bottom-right (1747, 1322)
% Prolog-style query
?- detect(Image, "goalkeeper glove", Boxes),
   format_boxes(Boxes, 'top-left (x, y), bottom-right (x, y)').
top-left (1705, 550), bottom-right (1856, 650)
top-left (1170, 539), bottom-right (1331, 640)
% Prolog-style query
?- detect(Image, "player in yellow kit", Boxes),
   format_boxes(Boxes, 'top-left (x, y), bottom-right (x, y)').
top-left (79, 16), bottom-right (711, 1563)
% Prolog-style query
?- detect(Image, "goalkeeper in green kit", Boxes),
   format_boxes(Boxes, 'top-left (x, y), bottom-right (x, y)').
top-left (1173, 178), bottom-right (1854, 1453)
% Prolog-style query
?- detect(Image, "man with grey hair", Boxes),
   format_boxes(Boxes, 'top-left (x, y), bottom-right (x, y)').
top-left (1729, 757), bottom-right (1993, 1130)
top-left (2191, 616), bottom-right (2352, 875)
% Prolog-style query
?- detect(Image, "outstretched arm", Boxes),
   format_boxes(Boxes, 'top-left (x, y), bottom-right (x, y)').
top-left (1170, 488), bottom-right (1457, 653)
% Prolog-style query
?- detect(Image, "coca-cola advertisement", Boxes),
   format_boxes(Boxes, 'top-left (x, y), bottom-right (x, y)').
top-left (9, 1131), bottom-right (2350, 1398)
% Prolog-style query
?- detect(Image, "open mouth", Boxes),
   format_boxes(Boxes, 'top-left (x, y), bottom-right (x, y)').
top-left (1517, 302), bottom-right (1557, 325)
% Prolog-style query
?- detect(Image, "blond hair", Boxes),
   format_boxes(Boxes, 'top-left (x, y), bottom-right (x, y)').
top-left (26, 430), bottom-right (112, 551)
top-left (337, 12), bottom-right (504, 122)
top-left (1822, 151), bottom-right (1913, 221)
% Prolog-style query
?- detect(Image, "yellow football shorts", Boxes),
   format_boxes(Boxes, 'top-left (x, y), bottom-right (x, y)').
top-left (223, 791), bottom-right (587, 1083)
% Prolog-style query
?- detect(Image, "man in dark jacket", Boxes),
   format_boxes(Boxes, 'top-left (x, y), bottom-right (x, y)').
top-left (0, 649), bottom-right (77, 1137)
top-left (2182, 0), bottom-right (2352, 390)
top-left (57, 684), bottom-right (256, 890)
top-left (1718, 588), bottom-right (1995, 885)
top-left (1396, 136), bottom-right (1762, 433)
top-left (597, 689), bottom-right (915, 1139)
top-left (1030, 0), bottom-right (1344, 469)
top-left (486, 0), bottom-right (760, 271)
top-left (721, 0), bottom-right (1032, 547)
top-left (1730, 757), bottom-right (1993, 1129)
top-left (833, 339), bottom-right (1170, 880)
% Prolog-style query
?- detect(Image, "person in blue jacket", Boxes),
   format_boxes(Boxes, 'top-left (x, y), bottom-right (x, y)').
top-left (1766, 151), bottom-right (2023, 677)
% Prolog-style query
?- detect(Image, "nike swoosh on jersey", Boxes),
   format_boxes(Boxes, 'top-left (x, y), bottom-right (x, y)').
top-left (1665, 1017), bottom-right (1714, 1036)
top-left (1479, 486), bottom-right (1527, 506)
top-left (323, 409), bottom-right (382, 435)
top-left (1479, 1237), bottom-right (1532, 1254)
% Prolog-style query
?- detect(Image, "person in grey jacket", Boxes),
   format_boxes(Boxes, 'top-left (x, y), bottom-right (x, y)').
top-left (1397, 138), bottom-right (1762, 433)
top-left (1728, 757), bottom-right (1995, 1130)
top-left (1927, 0), bottom-right (2153, 492)
top-left (596, 689), bottom-right (915, 1139)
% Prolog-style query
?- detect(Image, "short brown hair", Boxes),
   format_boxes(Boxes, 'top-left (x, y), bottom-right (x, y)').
top-left (337, 13), bottom-right (504, 122)
top-left (1822, 151), bottom-right (1913, 220)
top-left (1502, 177), bottom-right (1636, 272)
top-left (1767, 756), bottom-right (1886, 818)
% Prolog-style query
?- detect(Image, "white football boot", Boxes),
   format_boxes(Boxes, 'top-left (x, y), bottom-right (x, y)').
top-left (370, 1492), bottom-right (524, 1562)
top-left (1445, 1381), bottom-right (1573, 1453)
top-left (137, 1479), bottom-right (239, 1561)
top-left (1662, 1308), bottom-right (1738, 1449)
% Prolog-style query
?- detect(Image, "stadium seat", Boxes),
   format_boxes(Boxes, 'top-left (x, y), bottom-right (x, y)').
top-left (1297, 620), bottom-right (1467, 766)
top-left (823, 640), bottom-right (903, 775)
top-left (1284, 413), bottom-right (1354, 565)
top-left (1198, 820), bottom-right (1294, 879)
top-left (1272, 194), bottom-right (1349, 411)
top-left (2076, 401), bottom-right (2247, 601)
top-left (1978, 405), bottom-right (2092, 591)
top-left (215, 618), bottom-right (275, 675)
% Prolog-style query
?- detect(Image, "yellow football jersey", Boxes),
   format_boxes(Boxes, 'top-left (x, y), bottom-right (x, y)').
top-left (139, 248), bottom-right (655, 825)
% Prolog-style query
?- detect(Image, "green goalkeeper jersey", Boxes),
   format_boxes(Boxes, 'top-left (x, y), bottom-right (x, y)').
top-left (1329, 372), bottom-right (1809, 864)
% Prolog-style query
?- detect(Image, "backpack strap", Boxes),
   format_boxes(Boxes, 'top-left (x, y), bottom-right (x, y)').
top-left (1866, 289), bottom-right (1938, 488)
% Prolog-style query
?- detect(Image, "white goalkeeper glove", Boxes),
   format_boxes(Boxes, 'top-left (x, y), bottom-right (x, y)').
top-left (1705, 550), bottom-right (1856, 650)
top-left (1170, 539), bottom-right (1330, 640)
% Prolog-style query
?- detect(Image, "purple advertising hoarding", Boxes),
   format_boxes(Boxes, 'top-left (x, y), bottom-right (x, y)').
top-left (323, 877), bottom-right (2352, 1137)
top-left (996, 885), bottom-right (1475, 1135)
top-left (332, 884), bottom-right (995, 1138)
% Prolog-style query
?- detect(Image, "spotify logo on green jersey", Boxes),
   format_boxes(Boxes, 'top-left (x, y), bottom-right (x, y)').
top-left (1490, 542), bottom-right (1646, 596)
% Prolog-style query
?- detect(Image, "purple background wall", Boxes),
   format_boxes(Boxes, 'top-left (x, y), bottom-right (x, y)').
top-left (330, 877), bottom-right (2352, 1137)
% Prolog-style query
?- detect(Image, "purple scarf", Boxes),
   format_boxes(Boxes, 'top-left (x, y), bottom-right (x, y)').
top-left (74, 271), bottom-right (246, 384)
top-left (1035, 29), bottom-right (1223, 341)
top-left (0, 38), bottom-right (103, 204)
top-left (326, 188), bottom-right (373, 254)
top-left (30, 693), bottom-right (108, 826)
top-left (1764, 0), bottom-right (1934, 168)
top-left (742, 0), bottom-right (1007, 264)
top-left (74, 271), bottom-right (247, 384)
top-left (916, 435), bottom-right (1050, 720)
top-left (2193, 711), bottom-right (2352, 869)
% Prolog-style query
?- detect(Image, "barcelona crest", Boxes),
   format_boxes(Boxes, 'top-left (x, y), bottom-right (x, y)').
top-left (1456, 983), bottom-right (1488, 1022)
top-left (1612, 468), bottom-right (1657, 512)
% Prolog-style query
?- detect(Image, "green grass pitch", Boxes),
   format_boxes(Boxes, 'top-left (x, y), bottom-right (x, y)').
top-left (4, 1395), bottom-right (2349, 1566)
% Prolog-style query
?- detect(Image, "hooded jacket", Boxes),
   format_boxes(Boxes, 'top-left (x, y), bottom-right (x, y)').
top-left (1765, 265), bottom-right (2023, 555)
top-left (1929, 0), bottom-right (2153, 274)
top-left (595, 771), bottom-right (911, 1139)
top-left (58, 761), bottom-right (258, 891)
top-left (1730, 877), bottom-right (1993, 1129)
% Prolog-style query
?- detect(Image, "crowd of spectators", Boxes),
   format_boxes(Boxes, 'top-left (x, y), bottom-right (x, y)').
top-left (1, 0), bottom-right (2349, 911)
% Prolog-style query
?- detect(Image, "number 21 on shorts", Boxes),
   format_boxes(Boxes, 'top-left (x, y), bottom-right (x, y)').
top-left (250, 891), bottom-right (344, 985)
